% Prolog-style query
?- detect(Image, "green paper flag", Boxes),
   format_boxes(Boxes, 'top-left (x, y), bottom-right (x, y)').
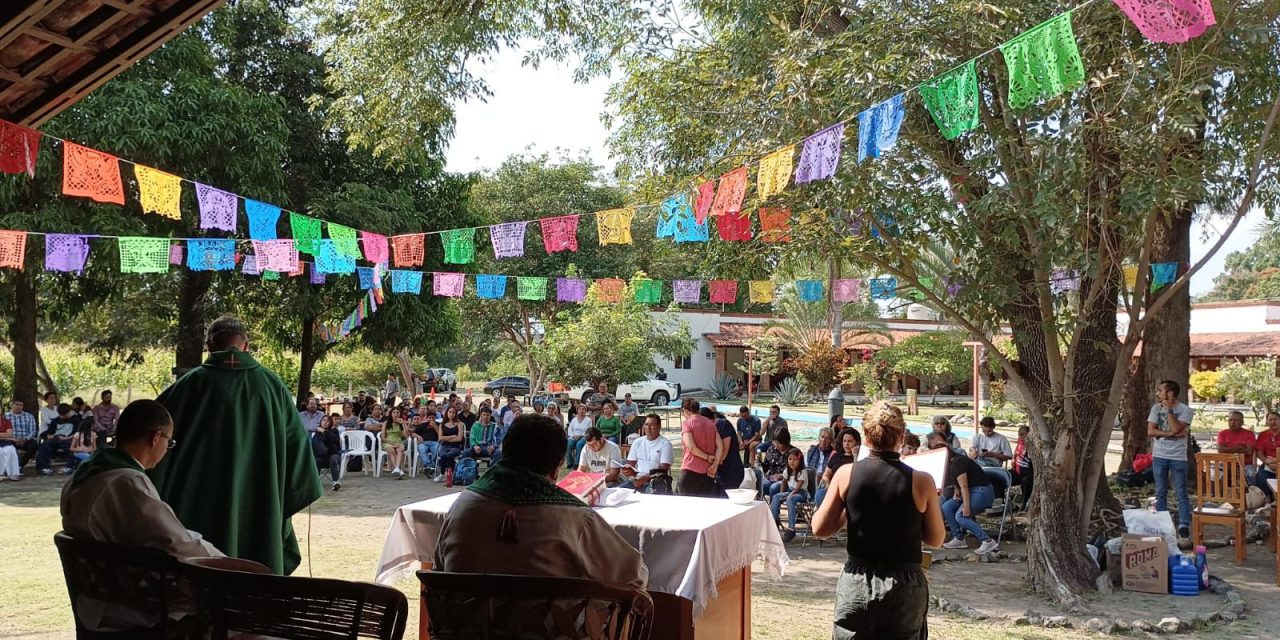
top-left (517, 276), bottom-right (548, 301)
top-left (442, 228), bottom-right (475, 265)
top-left (635, 279), bottom-right (663, 304)
top-left (263, 270), bottom-right (281, 280)
top-left (919, 59), bottom-right (980, 140)
top-left (1000, 13), bottom-right (1085, 110)
top-left (291, 213), bottom-right (322, 255)
top-left (118, 237), bottom-right (170, 274)
top-left (327, 222), bottom-right (360, 258)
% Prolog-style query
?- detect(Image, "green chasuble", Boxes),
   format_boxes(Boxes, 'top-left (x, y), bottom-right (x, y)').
top-left (149, 348), bottom-right (321, 574)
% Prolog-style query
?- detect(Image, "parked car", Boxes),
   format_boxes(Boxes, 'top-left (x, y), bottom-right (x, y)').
top-left (567, 378), bottom-right (681, 407)
top-left (431, 368), bottom-right (458, 391)
top-left (484, 376), bottom-right (531, 397)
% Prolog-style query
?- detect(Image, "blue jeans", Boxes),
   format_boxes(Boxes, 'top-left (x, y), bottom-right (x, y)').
top-left (814, 485), bottom-right (829, 509)
top-left (766, 480), bottom-right (785, 498)
top-left (566, 437), bottom-right (586, 468)
top-left (417, 441), bottom-right (440, 473)
top-left (72, 452), bottom-right (91, 466)
top-left (1153, 456), bottom-right (1191, 532)
top-left (36, 439), bottom-right (71, 471)
top-left (942, 484), bottom-right (995, 541)
top-left (771, 491), bottom-right (808, 530)
top-left (1255, 467), bottom-right (1276, 501)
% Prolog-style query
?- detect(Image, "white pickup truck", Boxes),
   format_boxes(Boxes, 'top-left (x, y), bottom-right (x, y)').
top-left (567, 378), bottom-right (681, 407)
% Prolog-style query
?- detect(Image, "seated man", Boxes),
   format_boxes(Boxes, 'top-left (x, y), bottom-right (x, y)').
top-left (60, 399), bottom-right (224, 631)
top-left (38, 403), bottom-right (80, 476)
top-left (433, 414), bottom-right (647, 589)
top-left (619, 414), bottom-right (674, 494)
top-left (463, 406), bottom-right (502, 463)
top-left (969, 417), bottom-right (1013, 468)
top-left (577, 427), bottom-right (624, 484)
top-left (1217, 410), bottom-right (1256, 479)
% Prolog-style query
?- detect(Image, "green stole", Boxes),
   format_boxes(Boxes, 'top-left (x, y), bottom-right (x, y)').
top-left (70, 447), bottom-right (143, 487)
top-left (467, 461), bottom-right (587, 543)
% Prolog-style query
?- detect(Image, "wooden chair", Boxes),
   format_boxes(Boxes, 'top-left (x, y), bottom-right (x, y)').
top-left (181, 557), bottom-right (408, 640)
top-left (1191, 453), bottom-right (1248, 565)
top-left (53, 531), bottom-right (196, 639)
top-left (418, 571), bottom-right (653, 640)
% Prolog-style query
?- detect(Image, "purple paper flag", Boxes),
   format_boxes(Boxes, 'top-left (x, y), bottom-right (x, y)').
top-left (309, 263), bottom-right (326, 285)
top-left (556, 277), bottom-right (587, 303)
top-left (433, 272), bottom-right (464, 297)
top-left (945, 276), bottom-right (964, 297)
top-left (241, 254), bottom-right (260, 275)
top-left (169, 244), bottom-right (184, 265)
top-left (45, 234), bottom-right (90, 273)
top-left (196, 183), bottom-right (238, 232)
top-left (832, 279), bottom-right (861, 303)
top-left (795, 123), bottom-right (845, 184)
top-left (672, 280), bottom-right (701, 304)
top-left (489, 222), bottom-right (528, 259)
top-left (1050, 269), bottom-right (1079, 293)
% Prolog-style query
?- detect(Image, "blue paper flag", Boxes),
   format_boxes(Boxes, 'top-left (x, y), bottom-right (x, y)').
top-left (391, 269), bottom-right (423, 294)
top-left (1151, 262), bottom-right (1178, 288)
top-left (315, 239), bottom-right (355, 274)
top-left (357, 267), bottom-right (376, 290)
top-left (245, 199), bottom-right (281, 241)
top-left (658, 194), bottom-right (686, 238)
top-left (477, 274), bottom-right (509, 299)
top-left (870, 277), bottom-right (898, 300)
top-left (796, 279), bottom-right (824, 302)
top-left (857, 94), bottom-right (905, 163)
top-left (186, 239), bottom-right (236, 271)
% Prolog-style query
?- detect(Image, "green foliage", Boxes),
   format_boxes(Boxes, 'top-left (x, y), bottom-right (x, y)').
top-left (707, 374), bottom-right (738, 401)
top-left (844, 361), bottom-right (889, 402)
top-left (1203, 222), bottom-right (1280, 301)
top-left (1188, 370), bottom-right (1225, 403)
top-left (1218, 359), bottom-right (1280, 423)
top-left (253, 347), bottom-right (301, 392)
top-left (484, 350), bottom-right (529, 380)
top-left (311, 348), bottom-right (404, 395)
top-left (774, 377), bottom-right (809, 407)
top-left (534, 288), bottom-right (694, 387)
top-left (989, 379), bottom-right (1009, 409)
top-left (877, 332), bottom-right (972, 403)
top-left (734, 334), bottom-right (784, 379)
top-left (788, 341), bottom-right (849, 395)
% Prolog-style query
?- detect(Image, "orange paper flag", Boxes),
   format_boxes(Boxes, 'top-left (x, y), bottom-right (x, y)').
top-left (63, 142), bottom-right (124, 205)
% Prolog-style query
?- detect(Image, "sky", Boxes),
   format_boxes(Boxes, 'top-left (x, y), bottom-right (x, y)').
top-left (444, 49), bottom-right (1259, 296)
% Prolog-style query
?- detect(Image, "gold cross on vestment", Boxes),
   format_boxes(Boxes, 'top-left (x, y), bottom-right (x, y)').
top-left (223, 355), bottom-right (238, 368)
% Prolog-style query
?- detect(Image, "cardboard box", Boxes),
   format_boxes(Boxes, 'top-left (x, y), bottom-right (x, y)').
top-left (1121, 534), bottom-right (1168, 594)
top-left (1105, 548), bottom-right (1122, 586)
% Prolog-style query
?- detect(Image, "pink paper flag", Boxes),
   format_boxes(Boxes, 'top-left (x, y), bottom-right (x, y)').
top-left (253, 239), bottom-right (298, 272)
top-left (169, 244), bottom-right (184, 265)
top-left (433, 271), bottom-right (464, 297)
top-left (1111, 0), bottom-right (1215, 44)
top-left (709, 280), bottom-right (739, 304)
top-left (361, 231), bottom-right (388, 264)
top-left (540, 215), bottom-right (580, 253)
top-left (832, 279), bottom-right (861, 303)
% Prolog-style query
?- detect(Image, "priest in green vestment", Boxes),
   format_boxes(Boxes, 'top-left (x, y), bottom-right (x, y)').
top-left (150, 316), bottom-right (322, 574)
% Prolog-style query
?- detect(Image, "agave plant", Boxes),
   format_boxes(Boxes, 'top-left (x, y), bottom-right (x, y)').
top-left (707, 374), bottom-right (738, 400)
top-left (774, 377), bottom-right (809, 407)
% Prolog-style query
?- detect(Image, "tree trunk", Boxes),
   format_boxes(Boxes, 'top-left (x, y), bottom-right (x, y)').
top-left (9, 270), bottom-right (38, 410)
top-left (297, 315), bottom-right (317, 407)
top-left (1142, 202), bottom-right (1193, 432)
top-left (34, 348), bottom-right (56, 395)
top-left (1118, 355), bottom-right (1149, 472)
top-left (175, 270), bottom-right (213, 372)
top-left (829, 258), bottom-right (842, 348)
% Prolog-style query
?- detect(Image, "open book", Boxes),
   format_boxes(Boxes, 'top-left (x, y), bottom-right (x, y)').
top-left (857, 445), bottom-right (949, 491)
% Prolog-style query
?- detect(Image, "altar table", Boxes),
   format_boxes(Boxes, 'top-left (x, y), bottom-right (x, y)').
top-left (375, 492), bottom-right (789, 640)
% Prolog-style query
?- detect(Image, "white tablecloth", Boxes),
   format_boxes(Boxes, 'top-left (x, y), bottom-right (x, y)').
top-left (375, 492), bottom-right (789, 616)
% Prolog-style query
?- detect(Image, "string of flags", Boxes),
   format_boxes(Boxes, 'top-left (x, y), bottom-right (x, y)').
top-left (0, 0), bottom-right (1213, 319)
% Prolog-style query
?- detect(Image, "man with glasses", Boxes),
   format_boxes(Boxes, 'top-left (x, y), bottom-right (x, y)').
top-left (149, 316), bottom-right (321, 575)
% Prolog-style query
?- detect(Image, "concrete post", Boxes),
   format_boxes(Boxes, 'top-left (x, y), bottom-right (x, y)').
top-left (828, 387), bottom-right (845, 424)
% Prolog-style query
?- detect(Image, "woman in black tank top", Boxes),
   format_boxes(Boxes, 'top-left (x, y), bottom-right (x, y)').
top-left (811, 401), bottom-right (945, 639)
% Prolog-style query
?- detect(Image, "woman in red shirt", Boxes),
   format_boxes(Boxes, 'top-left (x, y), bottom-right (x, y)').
top-left (677, 398), bottom-right (722, 497)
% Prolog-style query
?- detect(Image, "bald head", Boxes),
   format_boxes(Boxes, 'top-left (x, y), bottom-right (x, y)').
top-left (206, 315), bottom-right (249, 351)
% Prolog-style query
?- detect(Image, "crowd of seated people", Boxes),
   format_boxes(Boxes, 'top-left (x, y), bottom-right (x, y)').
top-left (1, 391), bottom-right (119, 479)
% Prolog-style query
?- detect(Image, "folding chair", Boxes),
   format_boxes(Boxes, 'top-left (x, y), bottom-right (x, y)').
top-left (981, 466), bottom-right (1015, 546)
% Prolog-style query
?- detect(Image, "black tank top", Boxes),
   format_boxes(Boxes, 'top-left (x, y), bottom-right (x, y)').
top-left (845, 450), bottom-right (923, 568)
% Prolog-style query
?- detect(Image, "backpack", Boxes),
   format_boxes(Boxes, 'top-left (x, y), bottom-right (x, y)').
top-left (453, 457), bottom-right (479, 486)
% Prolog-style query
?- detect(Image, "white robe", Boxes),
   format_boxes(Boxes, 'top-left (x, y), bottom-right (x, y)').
top-left (0, 444), bottom-right (18, 478)
top-left (433, 491), bottom-right (648, 590)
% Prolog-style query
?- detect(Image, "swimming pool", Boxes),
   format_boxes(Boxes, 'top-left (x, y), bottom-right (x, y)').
top-left (743, 405), bottom-right (975, 441)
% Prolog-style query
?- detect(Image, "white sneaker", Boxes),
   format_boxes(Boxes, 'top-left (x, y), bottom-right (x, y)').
top-left (433, 474), bottom-right (444, 482)
top-left (975, 539), bottom-right (999, 555)
top-left (943, 538), bottom-right (969, 549)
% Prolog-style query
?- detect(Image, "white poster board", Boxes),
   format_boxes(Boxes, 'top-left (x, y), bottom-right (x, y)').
top-left (857, 445), bottom-right (950, 491)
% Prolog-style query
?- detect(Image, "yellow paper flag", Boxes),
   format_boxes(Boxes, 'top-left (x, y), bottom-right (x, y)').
top-left (135, 165), bottom-right (183, 220)
top-left (757, 145), bottom-right (796, 200)
top-left (596, 208), bottom-right (635, 246)
top-left (1122, 265), bottom-right (1138, 289)
top-left (749, 280), bottom-right (775, 304)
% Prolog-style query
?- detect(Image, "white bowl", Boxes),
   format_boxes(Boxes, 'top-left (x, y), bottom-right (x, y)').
top-left (726, 489), bottom-right (756, 505)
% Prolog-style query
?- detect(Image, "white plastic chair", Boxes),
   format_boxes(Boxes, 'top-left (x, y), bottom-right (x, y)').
top-left (338, 430), bottom-right (376, 481)
top-left (373, 433), bottom-right (418, 477)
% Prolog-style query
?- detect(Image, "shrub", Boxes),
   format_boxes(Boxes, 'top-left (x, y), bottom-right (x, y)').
top-left (1188, 370), bottom-right (1224, 404)
top-left (707, 374), bottom-right (737, 400)
top-left (788, 341), bottom-right (849, 395)
top-left (774, 377), bottom-right (809, 407)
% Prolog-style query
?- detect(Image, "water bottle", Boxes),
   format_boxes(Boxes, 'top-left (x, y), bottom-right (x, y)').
top-left (1171, 555), bottom-right (1200, 596)
top-left (1195, 545), bottom-right (1209, 590)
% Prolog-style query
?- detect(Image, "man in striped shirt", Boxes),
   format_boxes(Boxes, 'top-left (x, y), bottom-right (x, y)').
top-left (4, 400), bottom-right (37, 469)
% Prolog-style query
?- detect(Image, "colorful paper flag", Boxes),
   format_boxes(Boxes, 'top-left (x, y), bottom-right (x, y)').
top-left (518, 276), bottom-right (548, 301)
top-left (252, 239), bottom-right (297, 273)
top-left (757, 146), bottom-right (795, 201)
top-left (118, 237), bottom-right (169, 274)
top-left (0, 121), bottom-right (40, 177)
top-left (328, 222), bottom-right (361, 258)
top-left (945, 276), bottom-right (964, 297)
top-left (476, 274), bottom-right (509, 299)
top-left (1000, 13), bottom-right (1085, 110)
top-left (657, 195), bottom-right (685, 239)
top-left (242, 253), bottom-right (260, 276)
top-left (186, 239), bottom-right (235, 271)
top-left (391, 270), bottom-right (424, 294)
top-left (433, 272), bottom-right (465, 297)
top-left (794, 123), bottom-right (845, 184)
top-left (693, 180), bottom-right (716, 224)
top-left (870, 277), bottom-right (898, 300)
top-left (290, 213), bottom-right (322, 255)
top-left (594, 278), bottom-right (626, 303)
top-left (391, 234), bottom-right (425, 267)
top-left (596, 208), bottom-right (635, 246)
top-left (489, 222), bottom-right (527, 259)
top-left (195, 183), bottom-right (237, 233)
top-left (309, 263), bottom-right (325, 284)
top-left (759, 208), bottom-right (792, 243)
top-left (357, 267), bottom-right (376, 290)
top-left (673, 280), bottom-right (702, 304)
top-left (169, 244), bottom-right (184, 265)
top-left (0, 230), bottom-right (27, 270)
top-left (62, 142), bottom-right (124, 205)
top-left (541, 215), bottom-right (580, 253)
top-left (709, 280), bottom-right (739, 304)
top-left (1051, 269), bottom-right (1080, 293)
top-left (1111, 0), bottom-right (1215, 44)
top-left (709, 166), bottom-right (748, 217)
top-left (748, 280), bottom-right (775, 304)
top-left (796, 279), bottom-right (824, 303)
top-left (361, 231), bottom-right (389, 265)
top-left (717, 211), bottom-right (753, 242)
top-left (919, 59), bottom-right (980, 140)
top-left (1151, 262), bottom-right (1178, 288)
top-left (1122, 264), bottom-right (1139, 289)
top-left (44, 234), bottom-right (89, 273)
top-left (556, 277), bottom-right (587, 302)
top-left (832, 279), bottom-right (861, 303)
top-left (245, 199), bottom-right (281, 241)
top-left (442, 228), bottom-right (476, 264)
top-left (135, 165), bottom-right (183, 220)
top-left (857, 94), bottom-right (906, 163)
top-left (635, 279), bottom-right (663, 304)
top-left (316, 239), bottom-right (355, 274)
